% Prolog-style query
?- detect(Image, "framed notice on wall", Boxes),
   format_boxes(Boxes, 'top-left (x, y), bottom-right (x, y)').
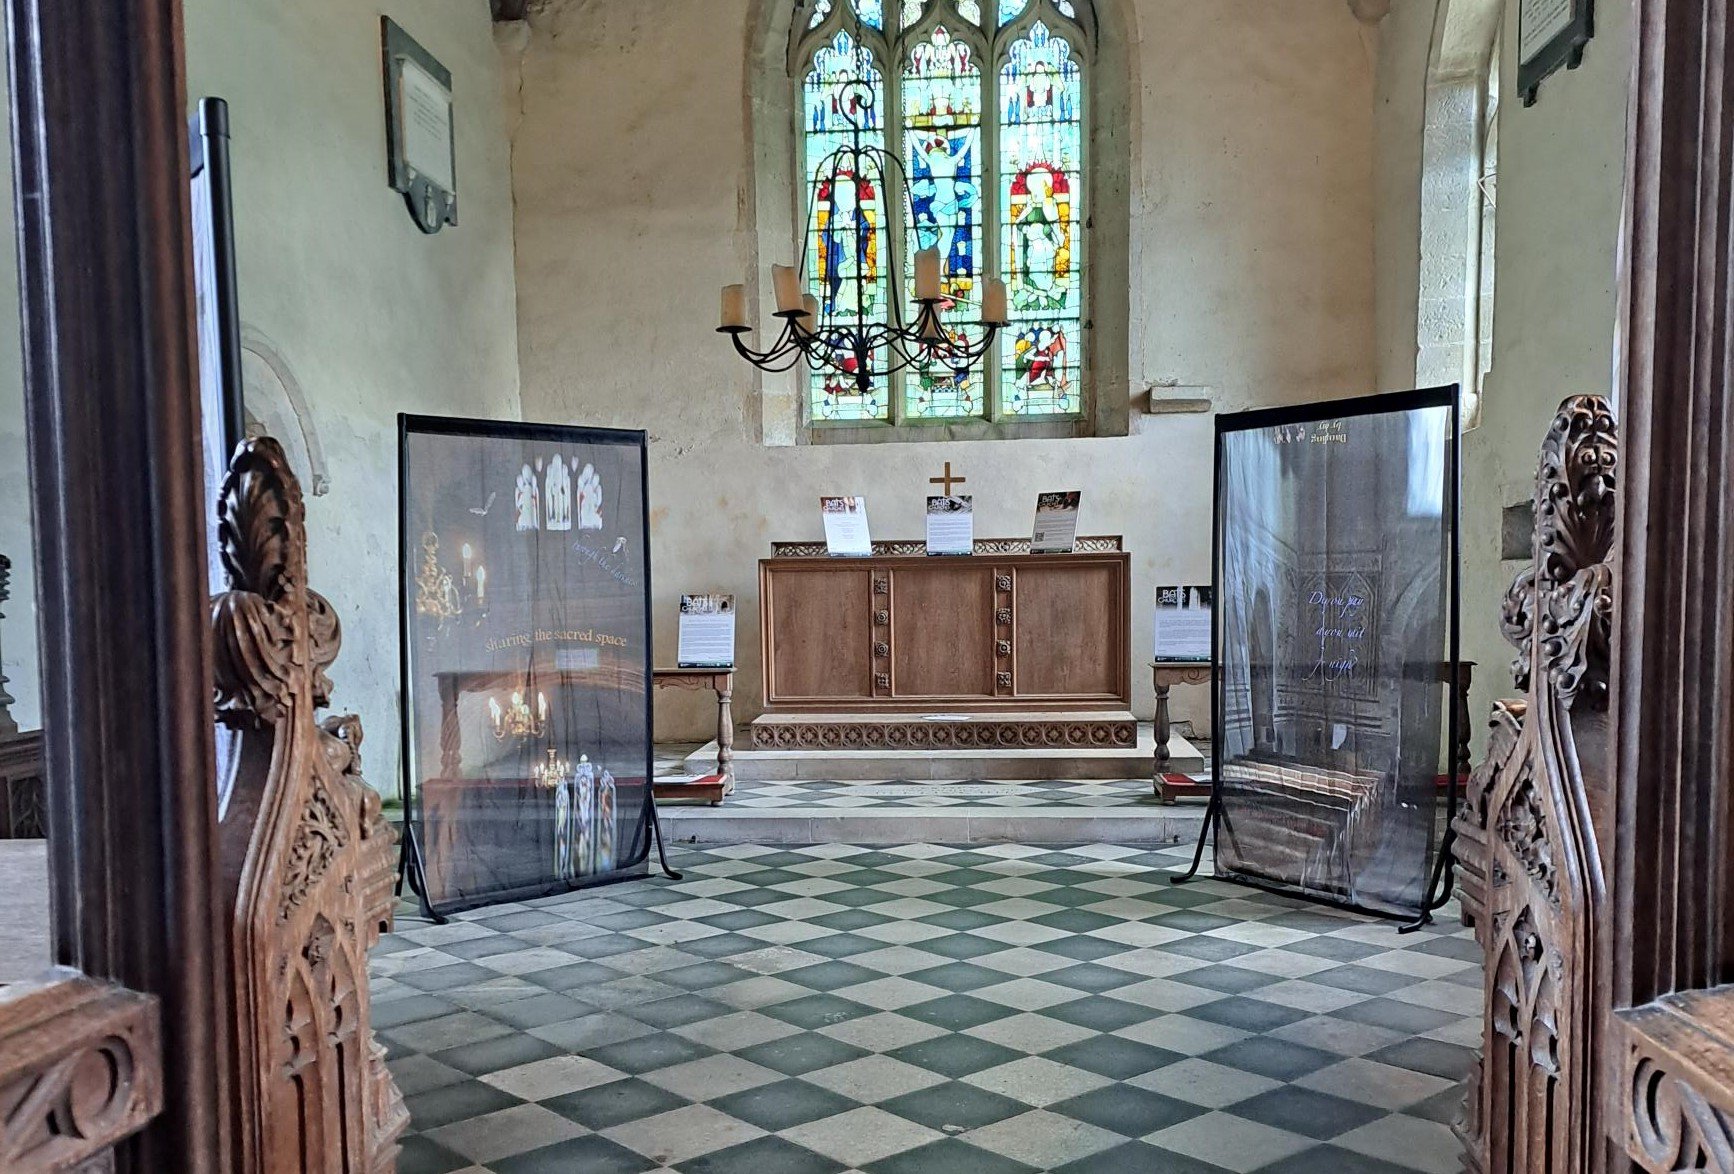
top-left (1518, 0), bottom-right (1593, 106)
top-left (398, 415), bottom-right (654, 918)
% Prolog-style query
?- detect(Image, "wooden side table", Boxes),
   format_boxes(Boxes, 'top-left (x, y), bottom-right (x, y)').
top-left (1151, 661), bottom-right (1211, 802)
top-left (653, 667), bottom-right (735, 805)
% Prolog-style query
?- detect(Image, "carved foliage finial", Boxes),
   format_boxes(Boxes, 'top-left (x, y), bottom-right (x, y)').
top-left (211, 439), bottom-right (316, 727)
top-left (1497, 395), bottom-right (1618, 709)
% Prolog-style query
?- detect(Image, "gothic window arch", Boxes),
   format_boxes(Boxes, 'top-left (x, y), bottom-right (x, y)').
top-left (791, 0), bottom-right (1095, 428)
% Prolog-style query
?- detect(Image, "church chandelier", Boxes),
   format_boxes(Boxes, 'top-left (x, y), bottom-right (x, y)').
top-left (718, 34), bottom-right (1009, 396)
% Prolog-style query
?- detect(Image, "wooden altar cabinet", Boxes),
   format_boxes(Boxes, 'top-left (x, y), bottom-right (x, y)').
top-left (756, 540), bottom-right (1134, 750)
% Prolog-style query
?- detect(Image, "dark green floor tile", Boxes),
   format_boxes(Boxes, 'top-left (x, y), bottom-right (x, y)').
top-left (1232, 1085), bottom-right (1387, 1139)
top-left (403, 1079), bottom-right (524, 1130)
top-left (902, 993), bottom-right (1020, 1031)
top-left (863, 1137), bottom-right (1038, 1174)
top-left (395, 1134), bottom-right (471, 1174)
top-left (879, 1081), bottom-right (1028, 1132)
top-left (1054, 1140), bottom-right (1232, 1173)
top-left (1186, 996), bottom-right (1311, 1033)
top-left (711, 1077), bottom-right (858, 1131)
top-left (681, 1135), bottom-right (846, 1174)
top-left (1043, 962), bottom-right (1143, 993)
top-left (584, 1030), bottom-right (715, 1074)
top-left (542, 1076), bottom-right (690, 1130)
top-left (1253, 1144), bottom-right (1415, 1173)
top-left (1367, 1036), bottom-right (1477, 1080)
top-left (627, 994), bottom-right (735, 1029)
top-left (736, 1031), bottom-right (872, 1076)
top-left (906, 961), bottom-right (1006, 992)
top-left (1042, 995), bottom-right (1153, 1032)
top-left (492, 1133), bottom-right (659, 1174)
top-left (1332, 998), bottom-right (1459, 1035)
top-left (430, 1031), bottom-right (562, 1077)
top-left (1202, 1037), bottom-right (1340, 1081)
top-left (1046, 1034), bottom-right (1180, 1079)
top-left (763, 993), bottom-right (876, 1030)
top-left (887, 1033), bottom-right (1024, 1078)
top-left (1051, 1082), bottom-right (1204, 1136)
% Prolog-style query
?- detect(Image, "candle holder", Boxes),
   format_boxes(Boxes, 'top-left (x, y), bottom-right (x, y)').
top-left (719, 79), bottom-right (1008, 396)
top-left (415, 532), bottom-right (490, 631)
top-left (488, 688), bottom-right (547, 742)
top-left (533, 743), bottom-right (572, 789)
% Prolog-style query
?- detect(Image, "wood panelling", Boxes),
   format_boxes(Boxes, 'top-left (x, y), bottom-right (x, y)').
top-left (763, 566), bottom-right (874, 701)
top-left (1013, 561), bottom-right (1124, 700)
top-left (1610, 0), bottom-right (1734, 1166)
top-left (890, 563), bottom-right (996, 698)
top-left (760, 553), bottom-right (1130, 713)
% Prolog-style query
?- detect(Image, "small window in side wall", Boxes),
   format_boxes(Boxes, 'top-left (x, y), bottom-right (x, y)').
top-left (791, 0), bottom-right (1093, 432)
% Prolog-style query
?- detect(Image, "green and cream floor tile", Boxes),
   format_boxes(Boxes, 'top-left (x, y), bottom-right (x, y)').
top-left (374, 843), bottom-right (1477, 1174)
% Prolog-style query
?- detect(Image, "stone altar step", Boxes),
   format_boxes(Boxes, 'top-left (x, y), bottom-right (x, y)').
top-left (691, 720), bottom-right (1205, 783)
top-left (657, 777), bottom-right (1210, 847)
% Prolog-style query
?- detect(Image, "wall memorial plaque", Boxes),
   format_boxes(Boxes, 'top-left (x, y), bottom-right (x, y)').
top-left (1518, 0), bottom-right (1593, 106)
top-left (382, 17), bottom-right (458, 233)
top-left (399, 416), bottom-right (653, 917)
top-left (1210, 387), bottom-right (1460, 918)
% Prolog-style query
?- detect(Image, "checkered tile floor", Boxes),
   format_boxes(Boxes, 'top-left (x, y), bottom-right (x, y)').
top-left (374, 843), bottom-right (1478, 1174)
top-left (711, 780), bottom-right (1179, 809)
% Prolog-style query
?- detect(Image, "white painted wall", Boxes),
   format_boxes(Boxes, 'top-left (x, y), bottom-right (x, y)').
top-left (183, 0), bottom-right (523, 796)
top-left (1461, 0), bottom-right (1629, 725)
top-left (507, 0), bottom-right (1380, 740)
top-left (1374, 0), bottom-right (1630, 735)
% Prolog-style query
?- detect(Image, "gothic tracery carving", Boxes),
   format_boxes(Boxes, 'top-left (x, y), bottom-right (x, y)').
top-left (1450, 396), bottom-right (1614, 1174)
top-left (213, 438), bottom-right (405, 1173)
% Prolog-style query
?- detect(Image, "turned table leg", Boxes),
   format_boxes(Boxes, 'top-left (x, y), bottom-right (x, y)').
top-left (1153, 680), bottom-right (1175, 803)
top-left (716, 683), bottom-right (734, 794)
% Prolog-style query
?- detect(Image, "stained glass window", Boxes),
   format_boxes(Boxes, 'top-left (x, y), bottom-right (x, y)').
top-left (803, 30), bottom-right (890, 422)
top-left (903, 26), bottom-right (984, 418)
top-left (794, 0), bottom-right (1089, 425)
top-left (999, 21), bottom-right (1083, 414)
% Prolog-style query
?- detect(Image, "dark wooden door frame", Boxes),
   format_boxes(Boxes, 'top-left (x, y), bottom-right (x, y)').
top-left (1610, 0), bottom-right (1734, 1165)
top-left (4, 0), bottom-right (233, 1170)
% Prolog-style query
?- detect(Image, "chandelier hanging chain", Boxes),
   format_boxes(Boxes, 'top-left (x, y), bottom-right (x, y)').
top-left (719, 25), bottom-right (1008, 397)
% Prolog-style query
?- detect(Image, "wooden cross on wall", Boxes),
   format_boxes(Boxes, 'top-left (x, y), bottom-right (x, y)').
top-left (930, 462), bottom-right (966, 496)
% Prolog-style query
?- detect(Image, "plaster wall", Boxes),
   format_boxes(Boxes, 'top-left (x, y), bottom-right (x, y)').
top-left (508, 0), bottom-right (1380, 740)
top-left (1374, 0), bottom-right (1629, 738)
top-left (1461, 0), bottom-right (1629, 728)
top-left (183, 0), bottom-right (524, 797)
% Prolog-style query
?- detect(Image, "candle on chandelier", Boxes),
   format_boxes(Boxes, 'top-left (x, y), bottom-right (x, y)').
top-left (984, 279), bottom-right (1009, 324)
top-left (914, 248), bottom-right (942, 301)
top-left (474, 564), bottom-right (487, 601)
top-left (537, 692), bottom-right (548, 721)
top-left (802, 294), bottom-right (819, 323)
top-left (772, 265), bottom-right (804, 314)
top-left (720, 284), bottom-right (749, 330)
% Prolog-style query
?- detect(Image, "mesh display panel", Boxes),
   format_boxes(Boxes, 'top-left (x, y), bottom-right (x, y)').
top-left (400, 417), bottom-right (653, 917)
top-left (1213, 390), bottom-right (1459, 918)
